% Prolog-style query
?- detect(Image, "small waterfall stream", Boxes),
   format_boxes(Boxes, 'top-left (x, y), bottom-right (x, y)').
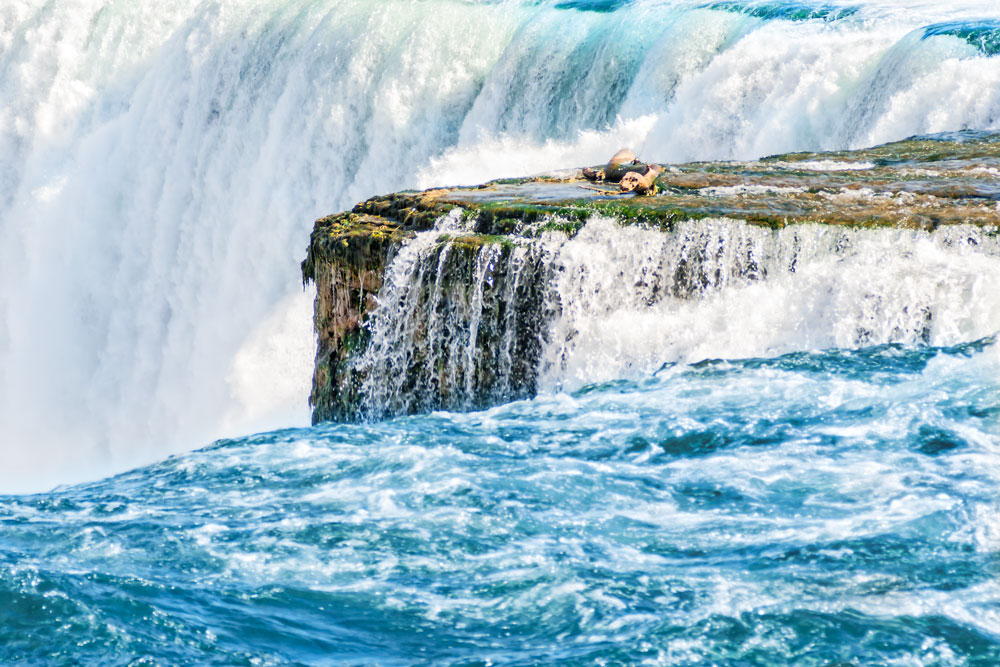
top-left (349, 215), bottom-right (1000, 416)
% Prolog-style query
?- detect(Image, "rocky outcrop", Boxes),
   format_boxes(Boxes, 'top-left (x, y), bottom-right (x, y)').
top-left (301, 194), bottom-right (561, 423)
top-left (303, 133), bottom-right (1000, 424)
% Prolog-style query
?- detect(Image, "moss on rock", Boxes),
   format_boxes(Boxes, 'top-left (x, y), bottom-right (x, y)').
top-left (302, 132), bottom-right (1000, 424)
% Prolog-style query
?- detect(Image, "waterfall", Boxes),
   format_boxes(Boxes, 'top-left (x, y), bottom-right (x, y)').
top-left (540, 218), bottom-right (1000, 390)
top-left (334, 216), bottom-right (1000, 418)
top-left (3, 0), bottom-right (1000, 491)
top-left (349, 211), bottom-right (556, 420)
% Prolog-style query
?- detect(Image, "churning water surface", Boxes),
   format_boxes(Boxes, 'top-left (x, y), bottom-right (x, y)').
top-left (3, 340), bottom-right (1000, 663)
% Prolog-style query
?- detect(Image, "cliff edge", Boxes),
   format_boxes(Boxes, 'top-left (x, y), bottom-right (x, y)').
top-left (302, 132), bottom-right (1000, 424)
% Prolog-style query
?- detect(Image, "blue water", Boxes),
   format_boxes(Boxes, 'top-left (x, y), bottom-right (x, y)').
top-left (5, 0), bottom-right (1000, 662)
top-left (923, 20), bottom-right (1000, 57)
top-left (4, 341), bottom-right (999, 664)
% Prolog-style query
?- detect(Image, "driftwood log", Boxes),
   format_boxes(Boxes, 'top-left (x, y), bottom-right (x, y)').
top-left (583, 148), bottom-right (644, 183)
top-left (620, 164), bottom-right (662, 195)
top-left (604, 161), bottom-right (649, 183)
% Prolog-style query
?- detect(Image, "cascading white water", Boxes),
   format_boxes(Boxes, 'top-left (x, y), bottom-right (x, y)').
top-left (349, 216), bottom-right (1000, 412)
top-left (0, 0), bottom-right (524, 490)
top-left (540, 217), bottom-right (1000, 390)
top-left (3, 0), bottom-right (1000, 492)
top-left (349, 210), bottom-right (552, 419)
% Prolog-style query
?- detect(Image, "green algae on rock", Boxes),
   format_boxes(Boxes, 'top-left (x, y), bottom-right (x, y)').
top-left (302, 131), bottom-right (1000, 424)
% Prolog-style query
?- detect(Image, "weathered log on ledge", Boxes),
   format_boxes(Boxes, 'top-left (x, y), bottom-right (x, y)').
top-left (302, 133), bottom-right (1000, 424)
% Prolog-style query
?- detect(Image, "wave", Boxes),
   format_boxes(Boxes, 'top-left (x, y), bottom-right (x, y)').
top-left (923, 19), bottom-right (1000, 57)
top-left (3, 336), bottom-right (999, 661)
top-left (700, 1), bottom-right (860, 22)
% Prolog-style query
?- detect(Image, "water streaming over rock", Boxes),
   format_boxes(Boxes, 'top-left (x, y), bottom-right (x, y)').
top-left (3, 1), bottom-right (1000, 661)
top-left (3, 0), bottom-right (1000, 490)
top-left (344, 215), bottom-right (1000, 416)
top-left (540, 218), bottom-right (1000, 389)
top-left (351, 211), bottom-right (554, 419)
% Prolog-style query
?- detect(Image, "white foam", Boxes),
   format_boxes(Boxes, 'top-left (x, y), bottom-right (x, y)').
top-left (223, 288), bottom-right (316, 437)
top-left (771, 160), bottom-right (877, 171)
top-left (540, 218), bottom-right (1000, 390)
top-left (3, 0), bottom-right (1000, 491)
top-left (699, 184), bottom-right (806, 196)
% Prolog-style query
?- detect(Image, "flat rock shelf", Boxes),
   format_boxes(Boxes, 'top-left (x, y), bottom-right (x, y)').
top-left (302, 131), bottom-right (1000, 424)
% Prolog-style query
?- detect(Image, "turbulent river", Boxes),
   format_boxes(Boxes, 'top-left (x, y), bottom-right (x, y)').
top-left (4, 343), bottom-right (1000, 662)
top-left (3, 0), bottom-right (1000, 663)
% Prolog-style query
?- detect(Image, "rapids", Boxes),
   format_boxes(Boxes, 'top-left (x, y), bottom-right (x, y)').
top-left (3, 1), bottom-right (1000, 662)
top-left (2, 341), bottom-right (999, 663)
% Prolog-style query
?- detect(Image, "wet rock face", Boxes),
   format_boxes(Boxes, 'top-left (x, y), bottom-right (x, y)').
top-left (308, 259), bottom-right (384, 424)
top-left (348, 239), bottom-right (553, 420)
top-left (302, 131), bottom-right (1000, 425)
top-left (303, 205), bottom-right (555, 424)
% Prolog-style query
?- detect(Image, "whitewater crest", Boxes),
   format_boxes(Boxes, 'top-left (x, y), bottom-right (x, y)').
top-left (303, 134), bottom-right (1000, 423)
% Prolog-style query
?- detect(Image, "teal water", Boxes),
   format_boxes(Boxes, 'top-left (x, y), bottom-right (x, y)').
top-left (4, 341), bottom-right (999, 664)
top-left (5, 1), bottom-right (1000, 662)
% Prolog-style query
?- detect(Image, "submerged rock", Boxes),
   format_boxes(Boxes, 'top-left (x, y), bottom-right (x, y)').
top-left (302, 131), bottom-right (1000, 424)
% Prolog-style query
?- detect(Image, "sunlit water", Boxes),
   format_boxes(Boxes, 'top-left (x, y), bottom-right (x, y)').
top-left (5, 0), bottom-right (1000, 490)
top-left (3, 341), bottom-right (999, 663)
top-left (4, 0), bottom-right (1000, 661)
